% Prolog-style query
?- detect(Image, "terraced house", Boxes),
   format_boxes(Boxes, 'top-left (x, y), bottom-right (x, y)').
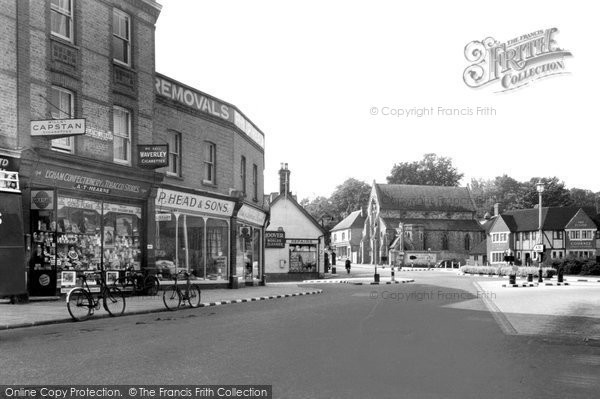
top-left (1, 0), bottom-right (267, 299)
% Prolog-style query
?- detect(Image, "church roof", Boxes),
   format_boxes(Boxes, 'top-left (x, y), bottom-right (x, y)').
top-left (375, 184), bottom-right (476, 212)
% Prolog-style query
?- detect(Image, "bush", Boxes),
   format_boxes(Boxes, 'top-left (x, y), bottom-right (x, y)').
top-left (460, 265), bottom-right (556, 277)
top-left (552, 257), bottom-right (600, 275)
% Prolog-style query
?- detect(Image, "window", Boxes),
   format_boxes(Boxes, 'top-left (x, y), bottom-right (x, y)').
top-left (252, 164), bottom-right (258, 202)
top-left (582, 231), bottom-right (593, 240)
top-left (491, 252), bottom-right (504, 263)
top-left (240, 156), bottom-right (246, 196)
top-left (113, 9), bottom-right (131, 65)
top-left (523, 232), bottom-right (530, 241)
top-left (113, 106), bottom-right (131, 164)
top-left (464, 234), bottom-right (471, 251)
top-left (491, 232), bottom-right (508, 243)
top-left (167, 132), bottom-right (181, 176)
top-left (50, 86), bottom-right (74, 153)
top-left (516, 233), bottom-right (520, 242)
top-left (342, 232), bottom-right (346, 241)
top-left (442, 233), bottom-right (449, 250)
top-left (203, 142), bottom-right (216, 184)
top-left (569, 230), bottom-right (580, 240)
top-left (333, 233), bottom-right (337, 243)
top-left (51, 0), bottom-right (73, 42)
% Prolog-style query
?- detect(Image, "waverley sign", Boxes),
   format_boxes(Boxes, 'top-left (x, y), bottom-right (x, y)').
top-left (463, 28), bottom-right (572, 92)
top-left (31, 119), bottom-right (86, 137)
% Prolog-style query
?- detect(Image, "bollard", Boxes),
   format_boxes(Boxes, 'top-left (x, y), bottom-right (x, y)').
top-left (391, 267), bottom-right (395, 282)
top-left (509, 274), bottom-right (516, 285)
top-left (374, 273), bottom-right (380, 283)
top-left (558, 270), bottom-right (564, 283)
top-left (527, 274), bottom-right (533, 282)
top-left (332, 267), bottom-right (336, 274)
top-left (538, 269), bottom-right (544, 283)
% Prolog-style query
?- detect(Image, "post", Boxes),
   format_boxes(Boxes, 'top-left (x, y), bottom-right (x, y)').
top-left (537, 181), bottom-right (544, 283)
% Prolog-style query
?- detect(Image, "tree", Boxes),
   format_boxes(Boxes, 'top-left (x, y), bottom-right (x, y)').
top-left (299, 196), bottom-right (336, 227)
top-left (515, 177), bottom-right (573, 209)
top-left (387, 153), bottom-right (463, 186)
top-left (570, 188), bottom-right (599, 209)
top-left (329, 179), bottom-right (372, 220)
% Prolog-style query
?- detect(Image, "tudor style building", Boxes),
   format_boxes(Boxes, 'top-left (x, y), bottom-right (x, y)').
top-left (487, 206), bottom-right (599, 265)
top-left (362, 183), bottom-right (484, 266)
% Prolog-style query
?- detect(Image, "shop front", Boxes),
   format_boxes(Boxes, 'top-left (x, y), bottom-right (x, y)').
top-left (235, 204), bottom-right (267, 286)
top-left (25, 159), bottom-right (154, 296)
top-left (153, 188), bottom-right (235, 287)
top-left (0, 152), bottom-right (26, 299)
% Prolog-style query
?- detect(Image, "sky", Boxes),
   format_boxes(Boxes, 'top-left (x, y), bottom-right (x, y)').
top-left (154, 0), bottom-right (599, 200)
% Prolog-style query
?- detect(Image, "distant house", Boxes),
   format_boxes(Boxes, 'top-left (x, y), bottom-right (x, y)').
top-left (487, 206), bottom-right (599, 265)
top-left (330, 210), bottom-right (366, 264)
top-left (264, 164), bottom-right (326, 281)
top-left (362, 182), bottom-right (484, 266)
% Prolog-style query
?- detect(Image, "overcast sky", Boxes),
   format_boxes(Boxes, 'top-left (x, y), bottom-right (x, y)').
top-left (154, 0), bottom-right (599, 200)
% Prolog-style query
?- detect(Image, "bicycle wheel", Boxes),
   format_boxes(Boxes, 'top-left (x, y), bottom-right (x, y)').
top-left (186, 285), bottom-right (201, 308)
top-left (163, 286), bottom-right (181, 310)
top-left (103, 286), bottom-right (126, 316)
top-left (145, 276), bottom-right (160, 296)
top-left (67, 288), bottom-right (93, 322)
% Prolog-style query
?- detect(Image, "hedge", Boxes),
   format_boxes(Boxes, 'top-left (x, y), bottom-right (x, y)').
top-left (551, 258), bottom-right (600, 276)
top-left (460, 265), bottom-right (556, 278)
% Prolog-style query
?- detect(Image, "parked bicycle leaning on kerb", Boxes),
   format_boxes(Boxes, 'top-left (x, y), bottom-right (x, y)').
top-left (66, 271), bottom-right (126, 321)
top-left (113, 266), bottom-right (160, 296)
top-left (163, 269), bottom-right (201, 310)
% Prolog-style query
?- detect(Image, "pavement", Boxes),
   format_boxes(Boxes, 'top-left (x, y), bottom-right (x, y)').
top-left (0, 283), bottom-right (322, 330)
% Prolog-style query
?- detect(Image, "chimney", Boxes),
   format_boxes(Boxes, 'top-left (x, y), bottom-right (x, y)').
top-left (493, 203), bottom-right (502, 217)
top-left (279, 162), bottom-right (291, 195)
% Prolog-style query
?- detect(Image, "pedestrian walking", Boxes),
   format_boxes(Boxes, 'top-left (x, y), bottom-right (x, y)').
top-left (324, 252), bottom-right (330, 273)
top-left (345, 258), bottom-right (351, 274)
top-left (332, 251), bottom-right (336, 266)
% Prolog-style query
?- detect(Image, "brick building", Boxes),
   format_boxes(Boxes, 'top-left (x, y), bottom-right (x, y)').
top-left (1, 0), bottom-right (267, 297)
top-left (330, 210), bottom-right (366, 264)
top-left (361, 183), bottom-right (484, 266)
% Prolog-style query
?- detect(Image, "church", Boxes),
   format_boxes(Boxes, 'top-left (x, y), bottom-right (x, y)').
top-left (360, 183), bottom-right (485, 266)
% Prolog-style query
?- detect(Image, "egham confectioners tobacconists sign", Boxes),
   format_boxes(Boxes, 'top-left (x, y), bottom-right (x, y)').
top-left (155, 75), bottom-right (265, 149)
top-left (155, 188), bottom-right (235, 218)
top-left (32, 165), bottom-right (149, 199)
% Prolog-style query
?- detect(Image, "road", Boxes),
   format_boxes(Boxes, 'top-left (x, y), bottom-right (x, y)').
top-left (1, 274), bottom-right (599, 399)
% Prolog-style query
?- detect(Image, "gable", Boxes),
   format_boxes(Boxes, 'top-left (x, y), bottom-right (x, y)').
top-left (565, 209), bottom-right (597, 230)
top-left (269, 198), bottom-right (324, 238)
top-left (489, 215), bottom-right (512, 234)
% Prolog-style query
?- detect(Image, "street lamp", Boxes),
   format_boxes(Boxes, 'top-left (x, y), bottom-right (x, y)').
top-left (536, 181), bottom-right (545, 283)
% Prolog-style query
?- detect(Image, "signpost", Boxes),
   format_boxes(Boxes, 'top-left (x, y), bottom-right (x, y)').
top-left (533, 244), bottom-right (545, 252)
top-left (138, 144), bottom-right (169, 169)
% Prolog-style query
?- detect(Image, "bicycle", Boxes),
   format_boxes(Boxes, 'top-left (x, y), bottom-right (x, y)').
top-left (66, 271), bottom-right (126, 321)
top-left (162, 270), bottom-right (201, 310)
top-left (113, 266), bottom-right (160, 296)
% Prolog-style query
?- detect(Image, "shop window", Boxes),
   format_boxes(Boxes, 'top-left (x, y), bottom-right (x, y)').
top-left (50, 86), bottom-right (74, 153)
top-left (207, 218), bottom-right (228, 280)
top-left (113, 9), bottom-right (131, 66)
top-left (102, 203), bottom-right (141, 271)
top-left (113, 106), bottom-right (131, 165)
top-left (252, 164), bottom-right (258, 202)
top-left (167, 131), bottom-right (181, 176)
top-left (203, 142), bottom-right (216, 184)
top-left (240, 156), bottom-right (246, 196)
top-left (289, 244), bottom-right (317, 273)
top-left (186, 216), bottom-right (204, 277)
top-left (51, 0), bottom-right (73, 42)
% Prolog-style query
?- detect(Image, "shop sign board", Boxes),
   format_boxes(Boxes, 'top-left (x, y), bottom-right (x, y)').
top-left (155, 188), bottom-right (235, 217)
top-left (31, 118), bottom-right (86, 138)
top-left (265, 231), bottom-right (286, 248)
top-left (237, 204), bottom-right (267, 226)
top-left (33, 165), bottom-right (150, 199)
top-left (288, 239), bottom-right (317, 245)
top-left (31, 190), bottom-right (55, 210)
top-left (0, 154), bottom-right (20, 171)
top-left (138, 144), bottom-right (169, 169)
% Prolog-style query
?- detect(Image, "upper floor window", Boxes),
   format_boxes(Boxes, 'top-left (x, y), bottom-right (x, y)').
top-left (113, 9), bottom-right (131, 66)
top-left (442, 233), bottom-right (449, 250)
top-left (51, 0), bottom-right (73, 42)
top-left (342, 232), bottom-right (346, 241)
top-left (50, 86), bottom-right (74, 153)
top-left (464, 234), bottom-right (471, 251)
top-left (167, 131), bottom-right (181, 176)
top-left (252, 164), bottom-right (258, 202)
top-left (113, 106), bottom-right (131, 165)
top-left (203, 142), bottom-right (216, 185)
top-left (240, 156), bottom-right (246, 196)
top-left (491, 232), bottom-right (508, 243)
